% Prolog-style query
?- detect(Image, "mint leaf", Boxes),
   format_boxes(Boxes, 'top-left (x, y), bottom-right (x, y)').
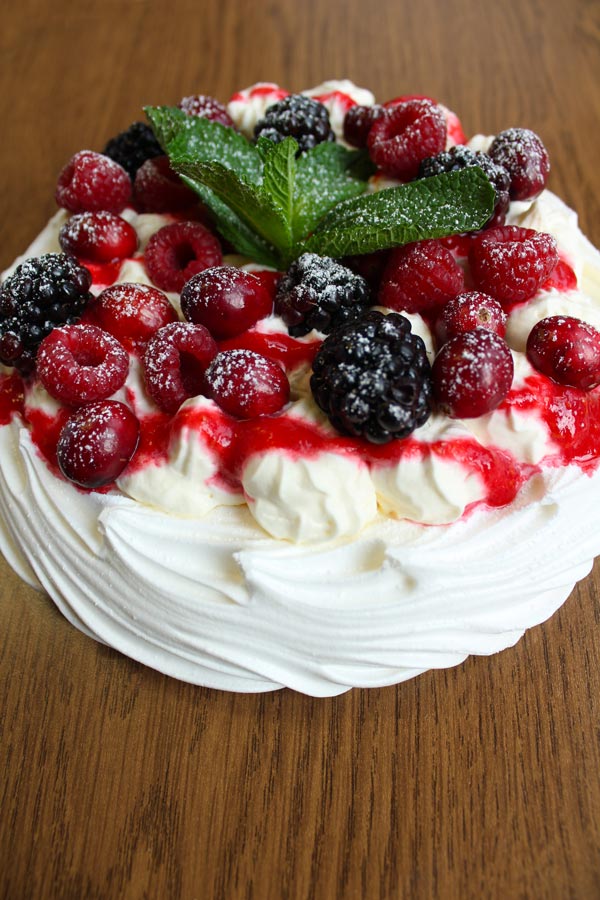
top-left (301, 168), bottom-right (495, 257)
top-left (261, 137), bottom-right (297, 247)
top-left (145, 105), bottom-right (263, 185)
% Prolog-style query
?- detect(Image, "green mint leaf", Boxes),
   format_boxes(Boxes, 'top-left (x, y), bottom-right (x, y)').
top-left (301, 168), bottom-right (496, 257)
top-left (261, 137), bottom-right (297, 248)
top-left (145, 105), bottom-right (263, 185)
top-left (292, 143), bottom-right (372, 244)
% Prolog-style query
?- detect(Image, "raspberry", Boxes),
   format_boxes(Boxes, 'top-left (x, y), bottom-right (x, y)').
top-left (59, 211), bottom-right (138, 262)
top-left (94, 283), bottom-right (178, 351)
top-left (435, 291), bottom-right (507, 345)
top-left (378, 240), bottom-right (464, 314)
top-left (205, 349), bottom-right (290, 419)
top-left (178, 94), bottom-right (234, 127)
top-left (254, 95), bottom-right (335, 153)
top-left (469, 226), bottom-right (558, 305)
top-left (342, 104), bottom-right (386, 148)
top-left (275, 253), bottom-right (371, 337)
top-left (37, 324), bottom-right (129, 406)
top-left (0, 253), bottom-right (93, 375)
top-left (57, 400), bottom-right (140, 488)
top-left (384, 95), bottom-right (467, 148)
top-left (418, 145), bottom-right (511, 228)
top-left (542, 258), bottom-right (577, 292)
top-left (310, 310), bottom-right (432, 443)
top-left (102, 122), bottom-right (163, 180)
top-left (488, 128), bottom-right (550, 201)
top-left (181, 266), bottom-right (273, 339)
top-left (367, 100), bottom-right (447, 180)
top-left (55, 151), bottom-right (132, 214)
top-left (133, 155), bottom-right (198, 213)
top-left (432, 329), bottom-right (514, 418)
top-left (144, 221), bottom-right (222, 292)
top-left (143, 322), bottom-right (218, 413)
top-left (526, 316), bottom-right (600, 390)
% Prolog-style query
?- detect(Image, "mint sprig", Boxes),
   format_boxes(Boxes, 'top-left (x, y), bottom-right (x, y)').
top-left (145, 105), bottom-right (495, 269)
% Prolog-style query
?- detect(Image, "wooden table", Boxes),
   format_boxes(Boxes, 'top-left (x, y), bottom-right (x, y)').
top-left (1, 1), bottom-right (600, 897)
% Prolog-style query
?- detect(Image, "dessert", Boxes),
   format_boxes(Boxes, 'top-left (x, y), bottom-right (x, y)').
top-left (1, 80), bottom-right (600, 696)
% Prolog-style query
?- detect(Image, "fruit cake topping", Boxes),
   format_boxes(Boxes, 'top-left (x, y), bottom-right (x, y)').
top-left (56, 400), bottom-right (140, 488)
top-left (205, 349), bottom-right (290, 418)
top-left (0, 254), bottom-right (93, 375)
top-left (178, 94), bottom-right (234, 127)
top-left (143, 321), bottom-right (218, 413)
top-left (253, 94), bottom-right (336, 152)
top-left (488, 127), bottom-right (550, 200)
top-left (181, 266), bottom-right (273, 339)
top-left (274, 253), bottom-right (371, 336)
top-left (342, 104), bottom-right (386, 148)
top-left (59, 211), bottom-right (139, 262)
top-left (132, 155), bottom-right (198, 213)
top-left (435, 291), bottom-right (507, 344)
top-left (310, 310), bottom-right (432, 443)
top-left (469, 225), bottom-right (558, 304)
top-left (378, 239), bottom-right (465, 314)
top-left (367, 99), bottom-right (447, 179)
top-left (432, 329), bottom-right (514, 418)
top-left (93, 283), bottom-right (178, 350)
top-left (144, 221), bottom-right (223, 292)
top-left (102, 121), bottom-right (163, 180)
top-left (55, 151), bottom-right (132, 214)
top-left (526, 316), bottom-right (600, 390)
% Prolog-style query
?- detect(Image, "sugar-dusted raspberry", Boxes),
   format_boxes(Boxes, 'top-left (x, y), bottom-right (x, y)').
top-left (181, 266), bottom-right (273, 339)
top-left (144, 221), bottom-right (223, 292)
top-left (469, 226), bottom-right (558, 305)
top-left (432, 328), bottom-right (514, 418)
top-left (488, 128), bottom-right (550, 201)
top-left (367, 100), bottom-right (447, 180)
top-left (59, 211), bottom-right (138, 262)
top-left (435, 291), bottom-right (507, 345)
top-left (378, 239), bottom-right (464, 314)
top-left (133, 156), bottom-right (198, 213)
top-left (205, 349), bottom-right (290, 419)
top-left (526, 316), bottom-right (600, 390)
top-left (342, 104), bottom-right (385, 148)
top-left (178, 94), bottom-right (234, 127)
top-left (143, 322), bottom-right (218, 413)
top-left (383, 95), bottom-right (467, 148)
top-left (37, 324), bottom-right (129, 406)
top-left (57, 400), bottom-right (140, 488)
top-left (55, 151), bottom-right (132, 214)
top-left (94, 283), bottom-right (178, 350)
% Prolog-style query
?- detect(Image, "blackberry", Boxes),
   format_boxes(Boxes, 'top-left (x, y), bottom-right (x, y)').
top-left (0, 254), bottom-right (93, 375)
top-left (254, 95), bottom-right (335, 154)
top-left (102, 122), bottom-right (163, 180)
top-left (275, 253), bottom-right (371, 337)
top-left (418, 145), bottom-right (511, 227)
top-left (310, 310), bottom-right (433, 444)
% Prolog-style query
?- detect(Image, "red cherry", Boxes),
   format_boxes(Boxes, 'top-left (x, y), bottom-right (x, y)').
top-left (435, 291), bottom-right (507, 346)
top-left (57, 400), bottom-right (140, 488)
top-left (94, 283), bottom-right (178, 350)
top-left (143, 322), bottom-right (218, 413)
top-left (59, 211), bottom-right (138, 262)
top-left (180, 266), bottom-right (273, 339)
top-left (526, 316), bottom-right (600, 390)
top-left (432, 329), bottom-right (514, 418)
top-left (205, 349), bottom-right (290, 418)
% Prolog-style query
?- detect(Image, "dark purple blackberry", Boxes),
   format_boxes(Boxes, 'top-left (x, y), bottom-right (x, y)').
top-left (418, 145), bottom-right (511, 227)
top-left (343, 104), bottom-right (385, 148)
top-left (254, 95), bottom-right (335, 153)
top-left (275, 253), bottom-right (371, 337)
top-left (0, 254), bottom-right (93, 375)
top-left (102, 122), bottom-right (163, 180)
top-left (310, 310), bottom-right (433, 444)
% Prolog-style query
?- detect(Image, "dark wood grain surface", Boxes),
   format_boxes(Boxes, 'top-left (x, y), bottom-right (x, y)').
top-left (1, 1), bottom-right (600, 897)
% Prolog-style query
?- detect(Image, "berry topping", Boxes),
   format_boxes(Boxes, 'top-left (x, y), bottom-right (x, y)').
top-left (310, 310), bottom-right (433, 443)
top-left (37, 324), bottom-right (129, 406)
top-left (418, 145), bottom-right (511, 227)
top-left (0, 253), bottom-right (93, 375)
top-left (275, 253), bottom-right (371, 337)
top-left (55, 151), bottom-right (132, 214)
top-left (342, 104), bottom-right (385, 148)
top-left (432, 329), bottom-right (514, 418)
top-left (59, 211), bottom-right (138, 263)
top-left (133, 155), bottom-right (198, 213)
top-left (488, 128), bottom-right (550, 201)
top-left (143, 322), bottom-right (218, 413)
top-left (469, 226), bottom-right (558, 305)
top-left (205, 349), bottom-right (290, 419)
top-left (57, 400), bottom-right (140, 488)
top-left (102, 122), bottom-right (163, 180)
top-left (181, 266), bottom-right (273, 339)
top-left (526, 316), bottom-right (600, 390)
top-left (435, 291), bottom-right (507, 345)
top-left (367, 99), bottom-right (447, 180)
top-left (94, 283), bottom-right (178, 350)
top-left (254, 95), bottom-right (335, 153)
top-left (178, 94), bottom-right (234, 127)
top-left (144, 221), bottom-right (222, 292)
top-left (378, 240), bottom-right (464, 314)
